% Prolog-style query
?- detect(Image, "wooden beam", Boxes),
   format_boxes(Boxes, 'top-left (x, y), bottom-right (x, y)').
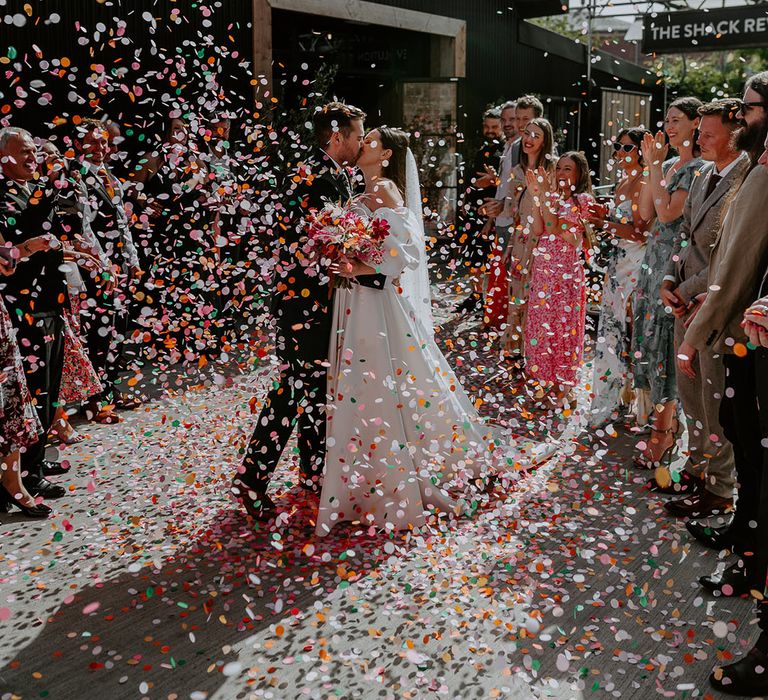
top-left (252, 0), bottom-right (273, 103)
top-left (269, 0), bottom-right (465, 40)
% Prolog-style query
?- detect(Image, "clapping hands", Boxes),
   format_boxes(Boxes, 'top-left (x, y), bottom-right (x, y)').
top-left (475, 165), bottom-right (499, 190)
top-left (525, 167), bottom-right (554, 200)
top-left (641, 131), bottom-right (668, 170)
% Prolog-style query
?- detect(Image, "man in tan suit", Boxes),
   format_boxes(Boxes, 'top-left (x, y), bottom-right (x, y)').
top-left (677, 73), bottom-right (768, 604)
top-left (709, 127), bottom-right (768, 700)
top-left (654, 99), bottom-right (748, 519)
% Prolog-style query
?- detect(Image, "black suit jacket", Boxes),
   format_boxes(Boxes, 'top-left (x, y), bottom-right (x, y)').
top-left (0, 178), bottom-right (67, 317)
top-left (271, 150), bottom-right (384, 314)
top-left (269, 150), bottom-right (385, 363)
top-left (80, 162), bottom-right (139, 270)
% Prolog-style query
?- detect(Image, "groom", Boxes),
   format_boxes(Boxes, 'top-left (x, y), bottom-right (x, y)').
top-left (233, 102), bottom-right (384, 519)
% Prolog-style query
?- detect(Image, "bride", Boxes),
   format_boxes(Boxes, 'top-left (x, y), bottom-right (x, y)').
top-left (315, 127), bottom-right (513, 537)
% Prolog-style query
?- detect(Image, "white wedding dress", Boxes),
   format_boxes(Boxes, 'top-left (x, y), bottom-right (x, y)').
top-left (316, 203), bottom-right (511, 536)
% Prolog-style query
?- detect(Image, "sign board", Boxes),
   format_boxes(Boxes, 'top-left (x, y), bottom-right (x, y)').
top-left (642, 5), bottom-right (768, 54)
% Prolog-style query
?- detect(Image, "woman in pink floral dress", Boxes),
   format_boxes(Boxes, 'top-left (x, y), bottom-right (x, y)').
top-left (1, 240), bottom-right (54, 517)
top-left (524, 152), bottom-right (595, 406)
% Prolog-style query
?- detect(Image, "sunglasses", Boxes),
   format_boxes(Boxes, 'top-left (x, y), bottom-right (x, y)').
top-left (738, 100), bottom-right (767, 114)
top-left (612, 143), bottom-right (637, 153)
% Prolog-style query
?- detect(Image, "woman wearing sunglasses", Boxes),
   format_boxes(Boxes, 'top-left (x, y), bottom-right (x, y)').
top-left (632, 97), bottom-right (703, 469)
top-left (589, 127), bottom-right (653, 427)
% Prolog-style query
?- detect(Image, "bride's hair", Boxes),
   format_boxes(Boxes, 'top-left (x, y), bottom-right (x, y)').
top-left (378, 127), bottom-right (410, 197)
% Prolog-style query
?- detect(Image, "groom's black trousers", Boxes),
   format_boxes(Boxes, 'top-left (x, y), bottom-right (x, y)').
top-left (240, 300), bottom-right (332, 489)
top-left (240, 275), bottom-right (386, 490)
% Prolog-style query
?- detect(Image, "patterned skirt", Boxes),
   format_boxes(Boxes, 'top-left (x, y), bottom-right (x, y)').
top-left (0, 300), bottom-right (43, 454)
top-left (59, 307), bottom-right (103, 405)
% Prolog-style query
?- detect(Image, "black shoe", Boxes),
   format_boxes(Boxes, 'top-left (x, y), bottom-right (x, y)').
top-left (0, 485), bottom-right (52, 518)
top-left (665, 491), bottom-right (733, 519)
top-left (710, 646), bottom-right (768, 696)
top-left (685, 520), bottom-right (733, 550)
top-left (699, 562), bottom-right (759, 597)
top-left (454, 293), bottom-right (482, 315)
top-left (25, 477), bottom-right (66, 499)
top-left (42, 460), bottom-right (70, 477)
top-left (231, 478), bottom-right (276, 521)
top-left (647, 469), bottom-right (700, 496)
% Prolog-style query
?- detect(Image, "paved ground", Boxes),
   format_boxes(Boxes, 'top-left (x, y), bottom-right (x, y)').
top-left (0, 289), bottom-right (757, 700)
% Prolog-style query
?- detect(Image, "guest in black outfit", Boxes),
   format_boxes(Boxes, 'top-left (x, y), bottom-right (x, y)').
top-left (131, 111), bottom-right (213, 361)
top-left (454, 108), bottom-right (504, 314)
top-left (232, 102), bottom-right (386, 520)
top-left (681, 75), bottom-right (768, 602)
top-left (0, 127), bottom-right (69, 498)
top-left (73, 119), bottom-right (143, 422)
top-left (200, 112), bottom-right (251, 341)
top-left (708, 128), bottom-right (768, 698)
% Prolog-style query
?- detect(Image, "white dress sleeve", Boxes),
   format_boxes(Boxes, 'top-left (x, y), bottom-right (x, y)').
top-left (373, 207), bottom-right (421, 278)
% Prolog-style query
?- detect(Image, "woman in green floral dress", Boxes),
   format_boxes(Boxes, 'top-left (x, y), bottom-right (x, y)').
top-left (632, 97), bottom-right (703, 468)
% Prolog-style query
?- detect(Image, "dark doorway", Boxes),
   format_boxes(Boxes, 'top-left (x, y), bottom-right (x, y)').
top-left (272, 9), bottom-right (431, 121)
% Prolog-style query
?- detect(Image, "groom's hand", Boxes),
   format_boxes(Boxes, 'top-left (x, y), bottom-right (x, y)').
top-left (331, 256), bottom-right (374, 278)
top-left (330, 256), bottom-right (356, 278)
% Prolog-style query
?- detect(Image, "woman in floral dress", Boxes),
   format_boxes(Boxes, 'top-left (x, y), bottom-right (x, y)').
top-left (501, 118), bottom-right (556, 359)
top-left (1, 242), bottom-right (53, 517)
top-left (588, 127), bottom-right (652, 427)
top-left (523, 152), bottom-right (595, 406)
top-left (632, 97), bottom-right (702, 468)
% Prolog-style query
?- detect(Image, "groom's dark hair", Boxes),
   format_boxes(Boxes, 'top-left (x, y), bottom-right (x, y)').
top-left (313, 102), bottom-right (366, 147)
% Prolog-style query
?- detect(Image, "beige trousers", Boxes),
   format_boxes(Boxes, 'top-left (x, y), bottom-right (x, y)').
top-left (674, 316), bottom-right (735, 498)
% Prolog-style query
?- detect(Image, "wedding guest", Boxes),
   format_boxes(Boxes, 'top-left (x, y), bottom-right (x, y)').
top-left (40, 140), bottom-right (107, 443)
top-left (478, 96), bottom-right (545, 245)
top-left (589, 128), bottom-right (651, 427)
top-left (510, 95), bottom-right (545, 169)
top-left (707, 114), bottom-right (768, 696)
top-left (523, 152), bottom-right (595, 407)
top-left (657, 99), bottom-right (747, 515)
top-left (201, 111), bottom-right (251, 339)
top-left (74, 119), bottom-right (143, 422)
top-left (501, 117), bottom-right (556, 360)
top-left (476, 101), bottom-right (518, 328)
top-left (103, 119), bottom-right (129, 180)
top-left (0, 126), bottom-right (69, 498)
top-left (678, 73), bottom-right (768, 603)
top-left (131, 110), bottom-right (212, 362)
top-left (0, 250), bottom-right (51, 517)
top-left (631, 97), bottom-right (702, 469)
top-left (454, 108), bottom-right (504, 314)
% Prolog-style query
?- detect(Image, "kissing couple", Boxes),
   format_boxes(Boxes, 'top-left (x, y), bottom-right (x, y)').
top-left (232, 101), bottom-right (520, 536)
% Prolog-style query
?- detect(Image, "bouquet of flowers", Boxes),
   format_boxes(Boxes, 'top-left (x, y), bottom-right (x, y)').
top-left (301, 202), bottom-right (390, 288)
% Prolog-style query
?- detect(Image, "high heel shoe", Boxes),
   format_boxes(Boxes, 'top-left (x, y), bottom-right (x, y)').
top-left (0, 485), bottom-right (52, 518)
top-left (632, 421), bottom-right (680, 470)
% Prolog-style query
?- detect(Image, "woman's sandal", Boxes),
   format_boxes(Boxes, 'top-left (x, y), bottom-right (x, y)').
top-left (632, 421), bottom-right (679, 470)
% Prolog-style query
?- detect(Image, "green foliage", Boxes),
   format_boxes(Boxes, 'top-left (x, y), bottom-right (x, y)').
top-left (657, 48), bottom-right (768, 100)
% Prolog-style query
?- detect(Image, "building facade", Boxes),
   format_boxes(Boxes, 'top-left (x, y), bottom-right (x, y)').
top-left (255, 0), bottom-right (664, 218)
